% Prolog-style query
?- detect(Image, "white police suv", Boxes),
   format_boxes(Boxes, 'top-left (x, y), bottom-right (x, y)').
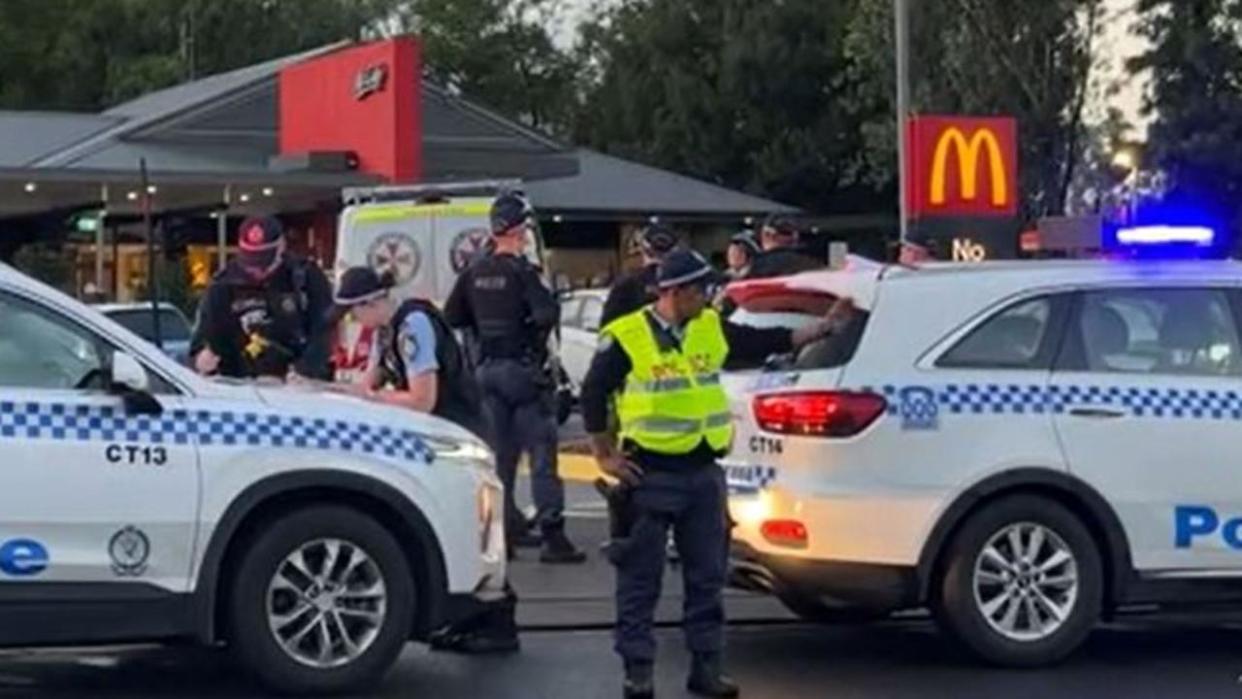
top-left (725, 256), bottom-right (1242, 666)
top-left (0, 264), bottom-right (505, 693)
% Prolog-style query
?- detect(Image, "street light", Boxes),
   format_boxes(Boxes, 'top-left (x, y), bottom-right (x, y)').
top-left (1111, 150), bottom-right (1137, 173)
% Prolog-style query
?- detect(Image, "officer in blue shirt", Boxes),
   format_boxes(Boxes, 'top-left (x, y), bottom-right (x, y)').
top-left (444, 193), bottom-right (586, 564)
top-left (332, 266), bottom-right (519, 654)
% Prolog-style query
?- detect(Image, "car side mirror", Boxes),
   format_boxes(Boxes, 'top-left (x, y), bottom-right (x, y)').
top-left (112, 352), bottom-right (150, 393)
top-left (110, 352), bottom-right (162, 416)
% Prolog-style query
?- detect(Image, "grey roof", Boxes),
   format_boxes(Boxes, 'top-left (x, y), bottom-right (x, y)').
top-left (0, 42), bottom-right (792, 218)
top-left (0, 112), bottom-right (120, 166)
top-left (103, 44), bottom-right (345, 119)
top-left (524, 149), bottom-right (797, 216)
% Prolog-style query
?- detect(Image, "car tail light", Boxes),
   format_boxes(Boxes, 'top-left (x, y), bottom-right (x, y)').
top-left (761, 519), bottom-right (808, 549)
top-left (752, 391), bottom-right (886, 437)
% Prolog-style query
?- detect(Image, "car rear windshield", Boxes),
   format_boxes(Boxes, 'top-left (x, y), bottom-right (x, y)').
top-left (728, 290), bottom-right (870, 370)
top-left (107, 309), bottom-right (192, 342)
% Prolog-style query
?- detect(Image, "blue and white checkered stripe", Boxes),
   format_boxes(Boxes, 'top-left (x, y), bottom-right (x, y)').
top-left (870, 383), bottom-right (1242, 421)
top-left (0, 402), bottom-right (435, 464)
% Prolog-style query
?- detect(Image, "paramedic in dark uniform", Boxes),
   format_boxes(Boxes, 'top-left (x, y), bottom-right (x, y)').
top-left (191, 216), bottom-right (333, 380)
top-left (332, 265), bottom-right (520, 654)
top-left (744, 214), bottom-right (821, 279)
top-left (444, 192), bottom-right (587, 564)
top-left (600, 223), bottom-right (680, 327)
top-left (581, 250), bottom-right (853, 699)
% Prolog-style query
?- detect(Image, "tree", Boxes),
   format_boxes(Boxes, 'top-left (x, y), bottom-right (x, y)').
top-left (573, 0), bottom-right (889, 214)
top-left (1129, 0), bottom-right (1242, 235)
top-left (388, 0), bottom-right (582, 134)
top-left (0, 0), bottom-right (406, 111)
top-left (846, 0), bottom-right (1106, 221)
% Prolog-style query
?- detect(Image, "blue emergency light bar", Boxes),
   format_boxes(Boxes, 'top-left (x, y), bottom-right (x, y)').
top-left (1115, 225), bottom-right (1216, 247)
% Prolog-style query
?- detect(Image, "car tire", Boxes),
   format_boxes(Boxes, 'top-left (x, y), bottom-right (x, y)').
top-left (777, 590), bottom-right (887, 624)
top-left (227, 505), bottom-right (415, 695)
top-left (933, 494), bottom-right (1102, 667)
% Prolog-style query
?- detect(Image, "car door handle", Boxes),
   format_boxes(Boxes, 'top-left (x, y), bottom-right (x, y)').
top-left (1068, 407), bottom-right (1126, 419)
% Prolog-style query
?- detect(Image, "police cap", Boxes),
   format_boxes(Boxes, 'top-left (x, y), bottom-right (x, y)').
top-left (334, 266), bottom-right (391, 308)
top-left (656, 250), bottom-right (717, 290)
top-left (730, 230), bottom-right (760, 256)
top-left (237, 216), bottom-right (285, 270)
top-left (639, 224), bottom-right (679, 258)
top-left (490, 192), bottom-right (533, 236)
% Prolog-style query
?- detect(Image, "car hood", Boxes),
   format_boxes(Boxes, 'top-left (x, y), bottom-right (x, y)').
top-left (251, 384), bottom-right (486, 448)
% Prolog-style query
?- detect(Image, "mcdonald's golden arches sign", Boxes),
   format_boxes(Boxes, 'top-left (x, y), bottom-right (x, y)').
top-left (906, 116), bottom-right (1018, 218)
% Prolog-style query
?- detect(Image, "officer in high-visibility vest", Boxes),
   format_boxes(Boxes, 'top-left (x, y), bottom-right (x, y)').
top-left (581, 250), bottom-right (854, 699)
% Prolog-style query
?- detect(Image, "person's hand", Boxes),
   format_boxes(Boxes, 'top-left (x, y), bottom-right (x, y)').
top-left (194, 348), bottom-right (220, 375)
top-left (597, 454), bottom-right (644, 487)
top-left (824, 296), bottom-right (856, 332)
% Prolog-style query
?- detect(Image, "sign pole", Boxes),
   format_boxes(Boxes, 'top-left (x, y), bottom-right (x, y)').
top-left (895, 0), bottom-right (911, 245)
top-left (140, 158), bottom-right (163, 350)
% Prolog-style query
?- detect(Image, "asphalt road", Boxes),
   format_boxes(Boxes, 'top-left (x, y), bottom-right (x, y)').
top-left (6, 613), bottom-right (1242, 697)
top-left (5, 451), bottom-right (1242, 697)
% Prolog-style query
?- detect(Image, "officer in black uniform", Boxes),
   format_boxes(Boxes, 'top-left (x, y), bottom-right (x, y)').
top-left (331, 266), bottom-right (520, 654)
top-left (582, 250), bottom-right (854, 699)
top-left (444, 192), bottom-right (587, 564)
top-left (600, 224), bottom-right (680, 328)
top-left (191, 216), bottom-right (333, 381)
top-left (743, 214), bottom-right (822, 280)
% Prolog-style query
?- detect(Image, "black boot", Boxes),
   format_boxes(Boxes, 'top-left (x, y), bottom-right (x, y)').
top-left (509, 516), bottom-right (543, 549)
top-left (540, 527), bottom-right (587, 564)
top-left (429, 600), bottom-right (520, 655)
top-left (623, 661), bottom-right (655, 699)
top-left (687, 654), bottom-right (739, 698)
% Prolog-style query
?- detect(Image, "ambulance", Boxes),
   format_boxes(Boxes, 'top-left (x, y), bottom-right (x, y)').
top-left (331, 182), bottom-right (551, 383)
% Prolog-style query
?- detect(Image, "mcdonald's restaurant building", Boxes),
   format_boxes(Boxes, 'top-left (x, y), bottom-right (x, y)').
top-left (0, 37), bottom-right (818, 302)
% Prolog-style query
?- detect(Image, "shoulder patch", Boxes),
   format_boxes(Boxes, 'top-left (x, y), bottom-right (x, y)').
top-left (596, 334), bottom-right (616, 353)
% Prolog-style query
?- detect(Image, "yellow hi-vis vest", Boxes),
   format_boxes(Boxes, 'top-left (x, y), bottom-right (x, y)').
top-left (604, 307), bottom-right (733, 455)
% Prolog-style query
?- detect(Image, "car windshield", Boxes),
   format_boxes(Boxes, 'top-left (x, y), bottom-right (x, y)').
top-left (106, 309), bottom-right (191, 343)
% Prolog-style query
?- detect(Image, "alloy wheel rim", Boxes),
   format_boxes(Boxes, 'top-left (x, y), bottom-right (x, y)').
top-left (972, 522), bottom-right (1078, 642)
top-left (266, 538), bottom-right (387, 668)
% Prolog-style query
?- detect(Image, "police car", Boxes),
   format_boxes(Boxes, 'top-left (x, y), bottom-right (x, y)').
top-left (725, 246), bottom-right (1242, 666)
top-left (0, 264), bottom-right (505, 693)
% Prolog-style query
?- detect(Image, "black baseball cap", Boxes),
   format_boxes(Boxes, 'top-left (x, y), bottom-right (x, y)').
top-left (760, 214), bottom-right (800, 240)
top-left (334, 266), bottom-right (391, 308)
top-left (490, 192), bottom-right (533, 236)
top-left (657, 249), bottom-right (717, 290)
top-left (639, 224), bottom-right (679, 258)
top-left (237, 216), bottom-right (285, 269)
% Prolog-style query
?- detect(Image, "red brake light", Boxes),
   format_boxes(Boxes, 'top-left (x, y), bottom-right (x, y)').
top-left (752, 391), bottom-right (887, 437)
top-left (761, 519), bottom-right (809, 549)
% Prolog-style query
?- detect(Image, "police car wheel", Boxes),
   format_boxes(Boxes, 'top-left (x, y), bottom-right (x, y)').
top-left (934, 495), bottom-right (1102, 667)
top-left (227, 505), bottom-right (415, 694)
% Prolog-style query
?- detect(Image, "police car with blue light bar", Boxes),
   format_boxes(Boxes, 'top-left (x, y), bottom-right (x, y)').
top-left (0, 263), bottom-right (505, 694)
top-left (724, 229), bottom-right (1242, 666)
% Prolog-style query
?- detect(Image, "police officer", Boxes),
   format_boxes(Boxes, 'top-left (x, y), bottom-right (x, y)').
top-left (444, 192), bottom-right (587, 564)
top-left (725, 231), bottom-right (760, 280)
top-left (581, 250), bottom-right (853, 699)
top-left (743, 214), bottom-right (821, 280)
top-left (600, 223), bottom-right (680, 328)
top-left (191, 216), bottom-right (333, 380)
top-left (331, 266), bottom-right (520, 654)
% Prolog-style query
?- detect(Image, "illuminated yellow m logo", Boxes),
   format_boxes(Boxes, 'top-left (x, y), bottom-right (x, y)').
top-left (930, 128), bottom-right (1008, 207)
